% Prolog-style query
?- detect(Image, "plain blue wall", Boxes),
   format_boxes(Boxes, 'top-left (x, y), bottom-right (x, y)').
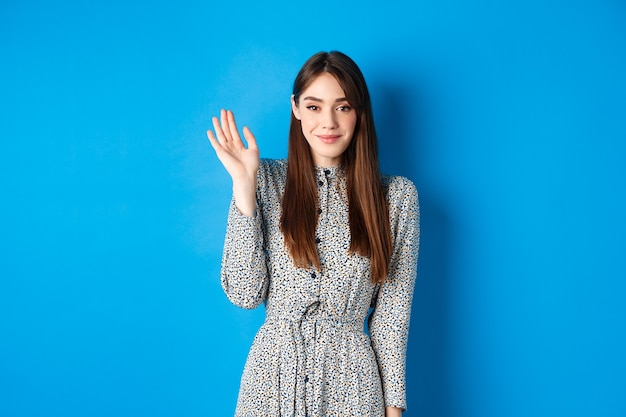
top-left (1, 0), bottom-right (625, 416)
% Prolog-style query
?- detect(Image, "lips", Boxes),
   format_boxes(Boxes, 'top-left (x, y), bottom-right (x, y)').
top-left (317, 134), bottom-right (342, 144)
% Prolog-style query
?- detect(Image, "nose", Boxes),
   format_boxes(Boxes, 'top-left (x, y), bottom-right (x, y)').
top-left (321, 109), bottom-right (337, 129)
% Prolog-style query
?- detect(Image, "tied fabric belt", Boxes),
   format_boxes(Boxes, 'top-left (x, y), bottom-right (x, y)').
top-left (264, 311), bottom-right (363, 417)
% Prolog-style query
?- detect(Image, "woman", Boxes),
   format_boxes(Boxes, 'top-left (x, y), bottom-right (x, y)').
top-left (207, 51), bottom-right (419, 417)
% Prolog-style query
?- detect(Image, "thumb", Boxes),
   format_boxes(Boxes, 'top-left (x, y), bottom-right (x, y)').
top-left (243, 126), bottom-right (258, 151)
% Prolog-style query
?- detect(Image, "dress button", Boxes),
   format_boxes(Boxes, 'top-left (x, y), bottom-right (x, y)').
top-left (304, 375), bottom-right (309, 383)
top-left (311, 272), bottom-right (316, 278)
top-left (315, 237), bottom-right (321, 244)
top-left (318, 180), bottom-right (324, 186)
top-left (324, 169), bottom-right (330, 175)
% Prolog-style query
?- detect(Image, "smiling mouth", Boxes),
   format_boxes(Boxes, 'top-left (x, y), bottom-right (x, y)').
top-left (317, 135), bottom-right (341, 144)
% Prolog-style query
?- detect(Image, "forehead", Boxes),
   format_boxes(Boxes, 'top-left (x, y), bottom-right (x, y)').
top-left (300, 72), bottom-right (346, 99)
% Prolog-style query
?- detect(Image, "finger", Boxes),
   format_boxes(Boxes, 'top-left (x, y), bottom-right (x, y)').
top-left (220, 109), bottom-right (233, 141)
top-left (226, 110), bottom-right (244, 145)
top-left (206, 129), bottom-right (221, 149)
top-left (242, 126), bottom-right (258, 151)
top-left (207, 128), bottom-right (240, 168)
top-left (207, 129), bottom-right (233, 161)
top-left (211, 115), bottom-right (228, 144)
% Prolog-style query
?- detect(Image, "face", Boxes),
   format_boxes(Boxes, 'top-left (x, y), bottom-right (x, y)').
top-left (292, 72), bottom-right (357, 167)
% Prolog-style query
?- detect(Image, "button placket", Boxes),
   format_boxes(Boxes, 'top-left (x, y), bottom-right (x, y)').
top-left (316, 172), bottom-right (328, 232)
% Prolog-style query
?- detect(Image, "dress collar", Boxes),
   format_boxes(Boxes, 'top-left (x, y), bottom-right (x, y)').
top-left (314, 164), bottom-right (344, 179)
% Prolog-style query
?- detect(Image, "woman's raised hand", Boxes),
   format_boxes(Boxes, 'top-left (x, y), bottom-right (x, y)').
top-left (207, 109), bottom-right (259, 217)
top-left (207, 109), bottom-right (260, 182)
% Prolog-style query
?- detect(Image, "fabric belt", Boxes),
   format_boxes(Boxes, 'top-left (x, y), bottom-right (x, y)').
top-left (264, 311), bottom-right (363, 417)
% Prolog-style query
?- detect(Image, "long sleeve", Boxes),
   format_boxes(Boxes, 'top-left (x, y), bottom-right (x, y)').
top-left (220, 167), bottom-right (270, 310)
top-left (369, 177), bottom-right (420, 410)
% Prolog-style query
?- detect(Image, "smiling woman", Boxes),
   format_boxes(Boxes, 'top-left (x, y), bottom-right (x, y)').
top-left (206, 51), bottom-right (419, 417)
top-left (291, 72), bottom-right (357, 168)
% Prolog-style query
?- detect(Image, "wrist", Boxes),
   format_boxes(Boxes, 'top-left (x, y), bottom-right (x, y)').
top-left (232, 179), bottom-right (257, 218)
top-left (385, 406), bottom-right (403, 417)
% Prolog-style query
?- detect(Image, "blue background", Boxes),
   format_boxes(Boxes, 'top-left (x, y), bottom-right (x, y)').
top-left (1, 0), bottom-right (625, 416)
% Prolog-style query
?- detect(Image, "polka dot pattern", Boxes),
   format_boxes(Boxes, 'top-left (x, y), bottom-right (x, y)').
top-left (221, 159), bottom-right (419, 416)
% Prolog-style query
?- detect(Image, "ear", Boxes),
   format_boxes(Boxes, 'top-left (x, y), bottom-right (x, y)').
top-left (291, 95), bottom-right (301, 120)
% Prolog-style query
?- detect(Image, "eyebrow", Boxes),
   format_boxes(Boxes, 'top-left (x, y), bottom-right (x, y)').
top-left (301, 96), bottom-right (349, 103)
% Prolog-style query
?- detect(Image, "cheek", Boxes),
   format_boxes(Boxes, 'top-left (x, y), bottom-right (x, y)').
top-left (346, 114), bottom-right (357, 132)
top-left (300, 115), bottom-right (316, 131)
top-left (299, 119), bottom-right (312, 137)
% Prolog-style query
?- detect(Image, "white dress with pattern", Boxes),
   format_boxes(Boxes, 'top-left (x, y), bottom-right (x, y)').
top-left (221, 159), bottom-right (420, 416)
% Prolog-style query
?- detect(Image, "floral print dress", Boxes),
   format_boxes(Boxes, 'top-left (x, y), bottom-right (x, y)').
top-left (221, 159), bottom-right (420, 416)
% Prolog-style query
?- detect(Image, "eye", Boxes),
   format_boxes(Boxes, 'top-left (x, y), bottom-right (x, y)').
top-left (337, 105), bottom-right (352, 112)
top-left (306, 105), bottom-right (320, 111)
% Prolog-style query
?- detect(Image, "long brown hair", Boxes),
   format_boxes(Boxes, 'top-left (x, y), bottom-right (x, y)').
top-left (280, 51), bottom-right (392, 283)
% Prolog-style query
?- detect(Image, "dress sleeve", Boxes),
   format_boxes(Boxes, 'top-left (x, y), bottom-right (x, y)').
top-left (369, 177), bottom-right (420, 410)
top-left (220, 165), bottom-right (269, 310)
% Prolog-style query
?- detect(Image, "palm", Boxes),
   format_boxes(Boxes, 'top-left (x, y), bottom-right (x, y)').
top-left (207, 109), bottom-right (260, 182)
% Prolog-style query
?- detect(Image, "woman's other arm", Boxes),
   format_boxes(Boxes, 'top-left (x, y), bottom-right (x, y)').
top-left (370, 178), bottom-right (420, 412)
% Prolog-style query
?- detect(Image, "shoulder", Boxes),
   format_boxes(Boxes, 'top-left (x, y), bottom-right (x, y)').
top-left (382, 174), bottom-right (418, 204)
top-left (257, 158), bottom-right (287, 191)
top-left (259, 158), bottom-right (287, 176)
top-left (260, 158), bottom-right (287, 170)
top-left (382, 174), bottom-right (420, 241)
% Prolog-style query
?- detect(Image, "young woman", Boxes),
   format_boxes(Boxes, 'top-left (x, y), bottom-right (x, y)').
top-left (207, 51), bottom-right (419, 417)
